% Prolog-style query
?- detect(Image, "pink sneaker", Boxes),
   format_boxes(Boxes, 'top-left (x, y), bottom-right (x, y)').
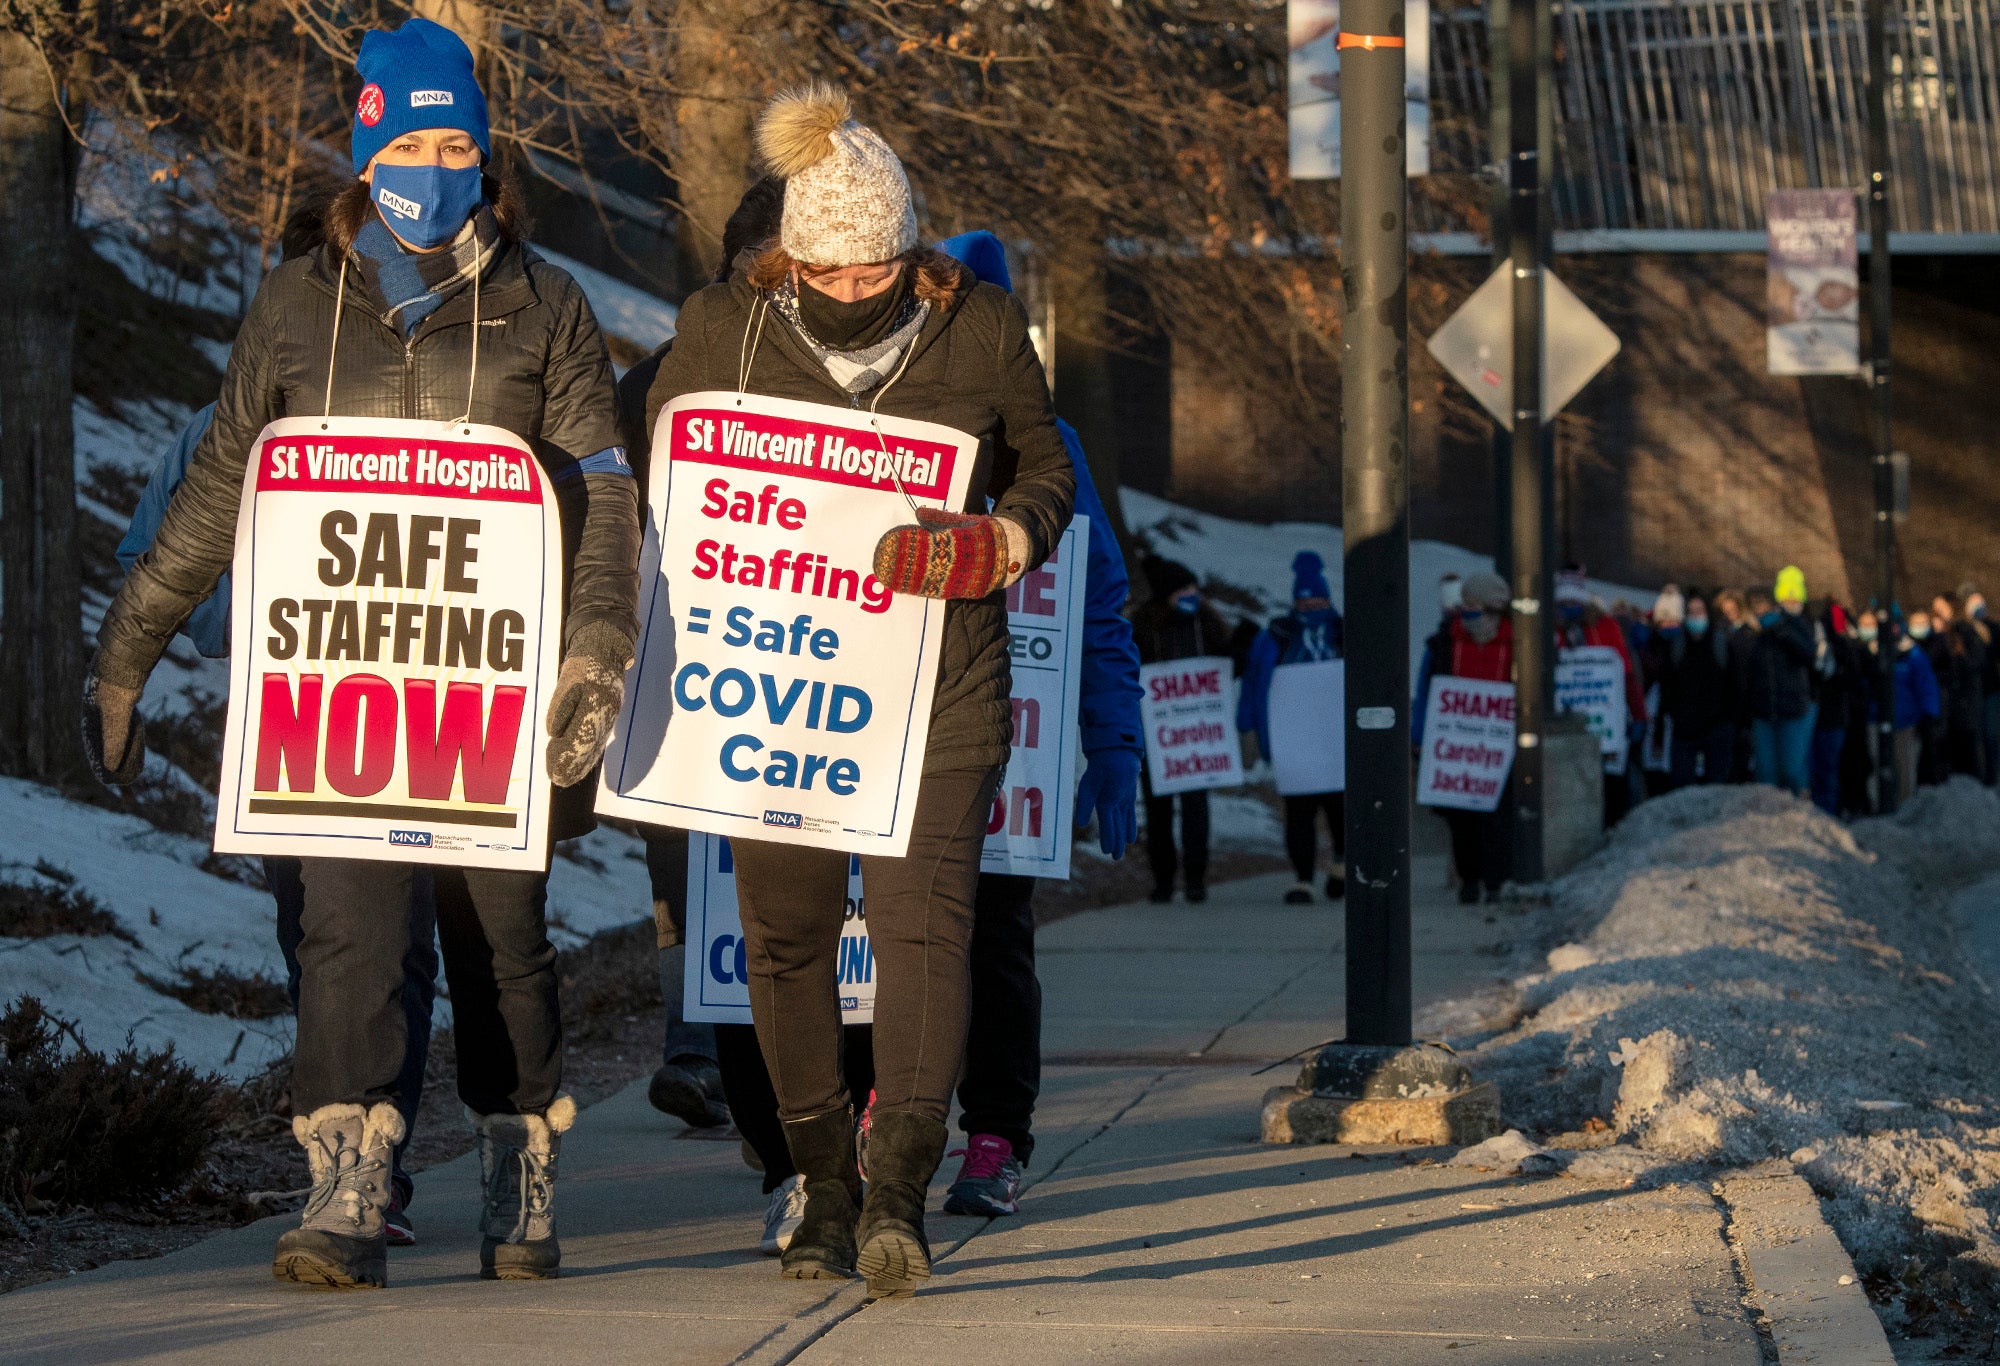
top-left (942, 1134), bottom-right (1023, 1216)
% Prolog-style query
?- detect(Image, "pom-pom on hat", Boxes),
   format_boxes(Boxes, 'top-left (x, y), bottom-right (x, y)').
top-left (350, 17), bottom-right (490, 174)
top-left (1292, 551), bottom-right (1332, 602)
top-left (757, 85), bottom-right (918, 267)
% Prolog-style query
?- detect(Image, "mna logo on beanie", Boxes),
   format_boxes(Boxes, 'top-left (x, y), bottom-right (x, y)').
top-left (349, 17), bottom-right (490, 174)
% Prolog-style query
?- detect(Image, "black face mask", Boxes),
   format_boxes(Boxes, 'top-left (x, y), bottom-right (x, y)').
top-left (796, 266), bottom-right (913, 350)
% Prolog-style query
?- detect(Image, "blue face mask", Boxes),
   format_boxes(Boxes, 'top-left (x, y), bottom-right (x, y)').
top-left (1685, 616), bottom-right (1709, 637)
top-left (370, 163), bottom-right (484, 250)
top-left (1172, 594), bottom-right (1200, 615)
top-left (1860, 626), bottom-right (1879, 643)
top-left (1910, 623), bottom-right (1933, 640)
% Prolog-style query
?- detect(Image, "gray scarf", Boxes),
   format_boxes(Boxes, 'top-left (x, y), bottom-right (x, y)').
top-left (771, 276), bottom-right (929, 396)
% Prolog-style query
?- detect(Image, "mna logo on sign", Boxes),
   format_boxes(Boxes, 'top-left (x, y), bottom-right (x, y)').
top-left (387, 830), bottom-right (434, 847)
top-left (762, 810), bottom-right (803, 828)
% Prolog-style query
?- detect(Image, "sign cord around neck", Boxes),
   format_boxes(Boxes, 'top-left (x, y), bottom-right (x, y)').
top-left (736, 294), bottom-right (770, 401)
top-left (866, 338), bottom-right (924, 518)
top-left (322, 257), bottom-right (348, 428)
top-left (452, 249), bottom-right (481, 431)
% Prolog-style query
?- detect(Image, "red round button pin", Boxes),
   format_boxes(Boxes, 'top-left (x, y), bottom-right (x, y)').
top-left (356, 84), bottom-right (385, 127)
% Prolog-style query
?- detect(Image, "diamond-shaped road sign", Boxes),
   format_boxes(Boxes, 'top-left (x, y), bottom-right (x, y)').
top-left (1425, 265), bottom-right (1620, 431)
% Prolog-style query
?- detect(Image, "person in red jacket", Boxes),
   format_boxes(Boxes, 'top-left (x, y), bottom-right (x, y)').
top-left (1555, 568), bottom-right (1648, 826)
top-left (1414, 572), bottom-right (1514, 902)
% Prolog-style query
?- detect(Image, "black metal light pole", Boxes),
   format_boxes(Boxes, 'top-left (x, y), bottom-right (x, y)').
top-left (1506, 0), bottom-right (1555, 884)
top-left (1866, 0), bottom-right (1898, 814)
top-left (1339, 0), bottom-right (1412, 1046)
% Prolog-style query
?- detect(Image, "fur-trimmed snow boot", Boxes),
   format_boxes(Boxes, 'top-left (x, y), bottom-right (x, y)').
top-left (778, 1107), bottom-right (863, 1280)
top-left (473, 1096), bottom-right (576, 1280)
top-left (272, 1101), bottom-right (405, 1289)
top-left (853, 1109), bottom-right (946, 1298)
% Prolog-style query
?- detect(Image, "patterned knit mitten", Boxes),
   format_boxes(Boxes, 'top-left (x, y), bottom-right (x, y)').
top-left (871, 507), bottom-right (1021, 601)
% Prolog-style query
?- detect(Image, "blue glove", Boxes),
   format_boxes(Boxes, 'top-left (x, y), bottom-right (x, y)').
top-left (1076, 748), bottom-right (1141, 859)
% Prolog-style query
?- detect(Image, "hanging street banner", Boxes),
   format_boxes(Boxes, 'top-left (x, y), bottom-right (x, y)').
top-left (682, 832), bottom-right (874, 1025)
top-left (1416, 675), bottom-right (1516, 812)
top-left (1767, 188), bottom-right (1861, 376)
top-left (212, 417), bottom-right (562, 871)
top-left (598, 392), bottom-right (976, 858)
top-left (1269, 658), bottom-right (1346, 795)
top-left (1556, 644), bottom-right (1630, 776)
top-left (984, 517), bottom-right (1089, 879)
top-left (1288, 0), bottom-right (1431, 180)
top-left (1140, 656), bottom-right (1242, 796)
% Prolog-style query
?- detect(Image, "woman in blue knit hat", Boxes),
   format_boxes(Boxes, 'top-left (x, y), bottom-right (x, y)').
top-left (1238, 551), bottom-right (1347, 904)
top-left (83, 17), bottom-right (640, 1290)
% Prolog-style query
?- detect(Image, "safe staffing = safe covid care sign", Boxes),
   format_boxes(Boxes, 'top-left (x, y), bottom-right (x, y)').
top-left (213, 417), bottom-right (562, 870)
top-left (598, 392), bottom-right (975, 857)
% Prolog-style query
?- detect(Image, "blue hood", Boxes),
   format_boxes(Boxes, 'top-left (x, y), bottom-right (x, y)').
top-left (936, 230), bottom-right (1013, 293)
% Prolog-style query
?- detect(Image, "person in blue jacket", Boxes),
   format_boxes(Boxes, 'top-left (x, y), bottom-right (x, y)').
top-left (115, 209), bottom-right (439, 1250)
top-left (928, 231), bottom-right (1143, 1219)
top-left (1238, 551), bottom-right (1345, 905)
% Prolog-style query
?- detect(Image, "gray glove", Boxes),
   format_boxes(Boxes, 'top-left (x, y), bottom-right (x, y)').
top-left (82, 667), bottom-right (146, 787)
top-left (544, 623), bottom-right (631, 788)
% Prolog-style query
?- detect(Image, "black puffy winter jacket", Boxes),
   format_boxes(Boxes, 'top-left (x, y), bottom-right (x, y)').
top-left (95, 214), bottom-right (641, 694)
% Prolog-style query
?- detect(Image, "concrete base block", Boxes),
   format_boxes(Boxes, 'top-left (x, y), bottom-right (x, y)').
top-left (1260, 1080), bottom-right (1504, 1146)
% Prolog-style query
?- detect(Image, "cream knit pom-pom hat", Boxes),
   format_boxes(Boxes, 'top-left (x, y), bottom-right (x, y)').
top-left (756, 84), bottom-right (917, 267)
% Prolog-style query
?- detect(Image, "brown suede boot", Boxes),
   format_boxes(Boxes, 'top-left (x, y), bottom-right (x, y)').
top-left (854, 1110), bottom-right (947, 1298)
top-left (779, 1108), bottom-right (862, 1280)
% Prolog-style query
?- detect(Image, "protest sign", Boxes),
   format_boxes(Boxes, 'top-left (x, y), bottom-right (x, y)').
top-left (983, 517), bottom-right (1088, 879)
top-left (598, 392), bottom-right (976, 857)
top-left (1556, 644), bottom-right (1629, 775)
top-left (1288, 0), bottom-right (1432, 180)
top-left (682, 832), bottom-right (874, 1025)
top-left (1268, 658), bottom-right (1346, 795)
top-left (212, 417), bottom-right (561, 871)
top-left (1416, 676), bottom-right (1515, 812)
top-left (1140, 656), bottom-right (1241, 796)
top-left (1767, 188), bottom-right (1860, 376)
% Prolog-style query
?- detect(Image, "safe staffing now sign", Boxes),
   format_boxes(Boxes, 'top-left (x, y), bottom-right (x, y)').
top-left (213, 417), bottom-right (563, 871)
top-left (598, 392), bottom-right (976, 858)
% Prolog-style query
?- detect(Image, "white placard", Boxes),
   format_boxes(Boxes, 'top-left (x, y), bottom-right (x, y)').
top-left (213, 417), bottom-right (561, 870)
top-left (683, 832), bottom-right (873, 1025)
top-left (1288, 0), bottom-right (1432, 180)
top-left (598, 392), bottom-right (975, 857)
top-left (1556, 644), bottom-right (1629, 775)
top-left (1269, 658), bottom-right (1346, 795)
top-left (1140, 656), bottom-right (1242, 796)
top-left (1416, 675), bottom-right (1516, 812)
top-left (983, 517), bottom-right (1088, 878)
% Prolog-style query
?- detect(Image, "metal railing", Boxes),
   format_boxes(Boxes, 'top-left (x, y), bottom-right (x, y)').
top-left (1424, 0), bottom-right (2000, 232)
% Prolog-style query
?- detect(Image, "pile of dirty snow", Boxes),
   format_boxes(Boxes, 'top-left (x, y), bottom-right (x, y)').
top-left (1460, 779), bottom-right (2000, 1307)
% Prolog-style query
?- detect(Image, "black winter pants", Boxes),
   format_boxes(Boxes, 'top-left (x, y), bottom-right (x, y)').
top-left (292, 856), bottom-right (560, 1118)
top-left (1143, 768), bottom-right (1210, 893)
top-left (716, 1022), bottom-right (875, 1194)
top-left (1443, 779), bottom-right (1511, 894)
top-left (716, 869), bottom-right (1046, 1187)
top-left (956, 872), bottom-right (1041, 1162)
top-left (1283, 792), bottom-right (1345, 883)
top-left (731, 767), bottom-right (998, 1124)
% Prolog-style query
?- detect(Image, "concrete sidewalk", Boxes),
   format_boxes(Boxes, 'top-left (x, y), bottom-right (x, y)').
top-left (0, 865), bottom-right (1780, 1364)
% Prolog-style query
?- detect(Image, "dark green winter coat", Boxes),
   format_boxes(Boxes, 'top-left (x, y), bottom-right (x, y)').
top-left (95, 217), bottom-right (641, 693)
top-left (644, 253), bottom-right (1075, 775)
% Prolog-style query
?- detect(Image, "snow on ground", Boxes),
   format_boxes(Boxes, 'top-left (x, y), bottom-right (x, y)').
top-left (0, 769), bottom-right (653, 1081)
top-left (1451, 779), bottom-right (2000, 1309)
top-left (1121, 487), bottom-right (1653, 675)
top-left (0, 777), bottom-right (291, 1080)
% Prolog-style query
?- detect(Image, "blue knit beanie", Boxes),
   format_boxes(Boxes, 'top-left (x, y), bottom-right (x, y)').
top-left (1292, 550), bottom-right (1331, 602)
top-left (350, 18), bottom-right (491, 174)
